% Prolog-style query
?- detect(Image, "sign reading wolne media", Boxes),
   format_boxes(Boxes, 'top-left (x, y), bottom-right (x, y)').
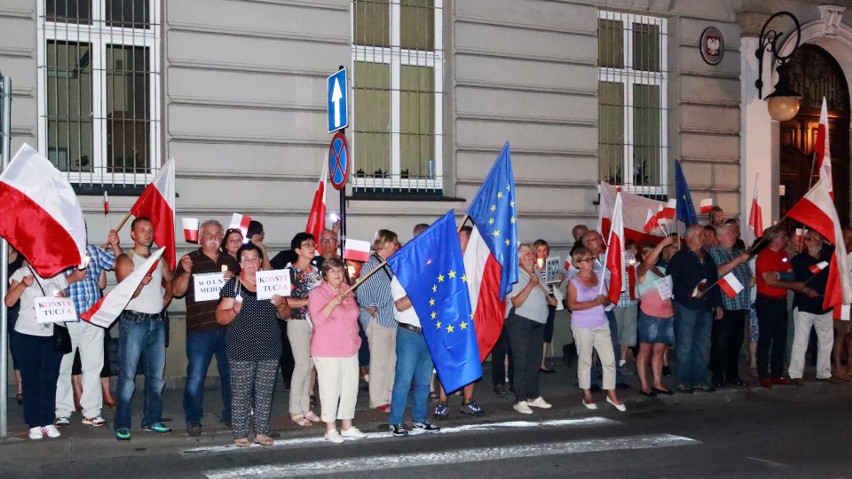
top-left (194, 272), bottom-right (227, 302)
top-left (255, 269), bottom-right (292, 300)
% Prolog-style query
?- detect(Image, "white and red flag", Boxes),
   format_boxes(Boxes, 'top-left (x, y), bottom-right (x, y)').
top-left (130, 159), bottom-right (175, 269)
top-left (229, 213), bottom-right (251, 240)
top-left (305, 159), bottom-right (328, 241)
top-left (643, 208), bottom-right (660, 233)
top-left (718, 272), bottom-right (744, 299)
top-left (0, 144), bottom-right (86, 276)
top-left (604, 191), bottom-right (625, 305)
top-left (658, 199), bottom-right (677, 221)
top-left (343, 238), bottom-right (371, 262)
top-left (182, 217), bottom-right (199, 243)
top-left (599, 182), bottom-right (666, 244)
top-left (808, 261), bottom-right (828, 275)
top-left (786, 178), bottom-right (852, 310)
top-left (103, 191), bottom-right (110, 215)
top-left (699, 198), bottom-right (713, 214)
top-left (81, 248), bottom-right (165, 328)
top-left (748, 183), bottom-right (764, 241)
top-left (815, 97), bottom-right (834, 198)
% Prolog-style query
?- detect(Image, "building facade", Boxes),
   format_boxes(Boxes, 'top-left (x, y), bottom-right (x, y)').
top-left (2, 0), bottom-right (851, 382)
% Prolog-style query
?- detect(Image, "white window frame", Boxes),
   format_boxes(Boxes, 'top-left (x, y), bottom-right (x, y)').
top-left (36, 0), bottom-right (162, 185)
top-left (351, 0), bottom-right (444, 191)
top-left (598, 11), bottom-right (668, 196)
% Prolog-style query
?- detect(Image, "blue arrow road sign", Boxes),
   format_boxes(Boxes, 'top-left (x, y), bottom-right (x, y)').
top-left (327, 68), bottom-right (348, 133)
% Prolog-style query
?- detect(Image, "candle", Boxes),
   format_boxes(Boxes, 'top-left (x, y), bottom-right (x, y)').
top-left (347, 265), bottom-right (355, 277)
top-left (536, 258), bottom-right (544, 269)
top-left (221, 265), bottom-right (228, 273)
top-left (628, 258), bottom-right (636, 266)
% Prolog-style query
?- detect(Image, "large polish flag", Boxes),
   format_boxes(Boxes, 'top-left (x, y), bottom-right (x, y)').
top-left (464, 142), bottom-right (518, 362)
top-left (305, 159), bottom-right (328, 241)
top-left (786, 178), bottom-right (852, 310)
top-left (130, 159), bottom-right (175, 270)
top-left (815, 97), bottom-right (834, 198)
top-left (604, 191), bottom-right (625, 304)
top-left (81, 248), bottom-right (165, 328)
top-left (600, 182), bottom-right (666, 244)
top-left (747, 183), bottom-right (764, 243)
top-left (0, 144), bottom-right (86, 276)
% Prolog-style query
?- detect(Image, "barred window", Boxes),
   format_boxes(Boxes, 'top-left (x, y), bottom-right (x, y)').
top-left (37, 0), bottom-right (161, 187)
top-left (598, 11), bottom-right (668, 196)
top-left (352, 0), bottom-right (443, 194)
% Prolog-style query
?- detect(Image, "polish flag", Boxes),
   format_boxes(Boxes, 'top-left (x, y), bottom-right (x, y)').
top-left (627, 261), bottom-right (637, 301)
top-left (809, 261), bottom-right (828, 275)
top-left (0, 144), bottom-right (86, 277)
top-left (305, 159), bottom-right (328, 242)
top-left (103, 191), bottom-right (110, 215)
top-left (81, 248), bottom-right (165, 328)
top-left (599, 182), bottom-right (666, 244)
top-left (718, 272), bottom-right (744, 299)
top-left (343, 238), bottom-right (371, 262)
top-left (130, 159), bottom-right (175, 270)
top-left (604, 191), bottom-right (625, 305)
top-left (658, 199), bottom-right (677, 220)
top-left (748, 184), bottom-right (764, 240)
top-left (699, 198), bottom-right (714, 214)
top-left (182, 217), bottom-right (199, 243)
top-left (815, 97), bottom-right (834, 199)
top-left (786, 178), bottom-right (852, 309)
top-left (229, 213), bottom-right (251, 240)
top-left (643, 208), bottom-right (660, 233)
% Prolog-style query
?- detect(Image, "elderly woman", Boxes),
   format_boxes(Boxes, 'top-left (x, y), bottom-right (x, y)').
top-left (356, 229), bottom-right (400, 411)
top-left (221, 228), bottom-right (244, 261)
top-left (635, 237), bottom-right (676, 396)
top-left (308, 258), bottom-right (365, 443)
top-left (506, 243), bottom-right (556, 415)
top-left (5, 263), bottom-right (84, 439)
top-left (567, 248), bottom-right (625, 411)
top-left (286, 232), bottom-right (323, 427)
top-left (533, 239), bottom-right (558, 374)
top-left (216, 244), bottom-right (291, 447)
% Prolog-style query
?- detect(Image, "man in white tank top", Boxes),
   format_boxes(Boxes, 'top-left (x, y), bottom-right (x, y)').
top-left (112, 217), bottom-right (175, 441)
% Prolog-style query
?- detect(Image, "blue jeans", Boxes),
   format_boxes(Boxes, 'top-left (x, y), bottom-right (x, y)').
top-left (184, 330), bottom-right (231, 424)
top-left (389, 326), bottom-right (433, 425)
top-left (591, 311), bottom-right (624, 387)
top-left (674, 306), bottom-right (713, 387)
top-left (114, 311), bottom-right (166, 431)
top-left (12, 333), bottom-right (62, 428)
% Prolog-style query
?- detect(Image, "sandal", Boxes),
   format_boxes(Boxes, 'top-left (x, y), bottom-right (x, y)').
top-left (291, 414), bottom-right (313, 427)
top-left (254, 434), bottom-right (274, 446)
top-left (304, 411), bottom-right (321, 422)
top-left (234, 437), bottom-right (250, 447)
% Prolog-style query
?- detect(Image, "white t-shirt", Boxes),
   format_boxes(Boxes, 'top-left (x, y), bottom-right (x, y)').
top-left (10, 265), bottom-right (69, 337)
top-left (507, 268), bottom-right (548, 324)
top-left (391, 277), bottom-right (421, 328)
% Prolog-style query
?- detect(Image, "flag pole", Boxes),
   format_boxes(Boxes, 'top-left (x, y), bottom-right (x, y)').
top-left (100, 211), bottom-right (133, 249)
top-left (457, 214), bottom-right (470, 234)
top-left (349, 259), bottom-right (390, 292)
top-left (598, 218), bottom-right (616, 296)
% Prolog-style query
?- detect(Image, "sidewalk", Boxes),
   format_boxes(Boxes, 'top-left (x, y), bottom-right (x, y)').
top-left (2, 357), bottom-right (850, 459)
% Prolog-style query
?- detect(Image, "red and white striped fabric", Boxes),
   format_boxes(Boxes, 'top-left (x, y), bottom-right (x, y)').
top-left (786, 178), bottom-right (852, 310)
top-left (463, 226), bottom-right (506, 362)
top-left (229, 213), bottom-right (251, 240)
top-left (305, 159), bottom-right (328, 241)
top-left (182, 217), bottom-right (199, 243)
top-left (658, 199), bottom-right (677, 220)
top-left (718, 272), bottom-right (744, 299)
top-left (809, 261), bottom-right (828, 275)
top-left (81, 248), bottom-right (165, 328)
top-left (815, 97), bottom-right (834, 199)
top-left (343, 238), bottom-right (371, 262)
top-left (0, 144), bottom-right (86, 277)
top-left (599, 182), bottom-right (666, 244)
top-left (748, 183), bottom-right (764, 241)
top-left (130, 159), bottom-right (175, 269)
top-left (103, 191), bottom-right (110, 215)
top-left (604, 191), bottom-right (625, 304)
top-left (643, 208), bottom-right (660, 234)
top-left (699, 198), bottom-right (713, 214)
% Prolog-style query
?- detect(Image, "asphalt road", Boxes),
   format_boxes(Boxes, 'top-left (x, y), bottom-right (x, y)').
top-left (4, 383), bottom-right (851, 478)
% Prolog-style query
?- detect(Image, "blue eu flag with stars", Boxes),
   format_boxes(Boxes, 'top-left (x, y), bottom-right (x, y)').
top-left (675, 159), bottom-right (698, 226)
top-left (386, 210), bottom-right (482, 393)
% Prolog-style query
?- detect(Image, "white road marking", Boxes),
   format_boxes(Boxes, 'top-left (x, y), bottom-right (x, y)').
top-left (746, 456), bottom-right (791, 468)
top-left (183, 417), bottom-right (618, 456)
top-left (202, 433), bottom-right (700, 479)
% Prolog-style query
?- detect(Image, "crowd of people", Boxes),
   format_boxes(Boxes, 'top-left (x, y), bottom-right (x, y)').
top-left (6, 206), bottom-right (852, 444)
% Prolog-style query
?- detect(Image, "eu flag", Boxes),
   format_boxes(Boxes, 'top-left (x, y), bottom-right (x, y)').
top-left (386, 210), bottom-right (482, 393)
top-left (675, 159), bottom-right (698, 226)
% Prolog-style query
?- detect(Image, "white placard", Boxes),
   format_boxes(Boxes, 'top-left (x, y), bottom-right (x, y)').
top-left (654, 275), bottom-right (674, 301)
top-left (35, 296), bottom-right (77, 324)
top-left (840, 304), bottom-right (850, 321)
top-left (193, 272), bottom-right (227, 302)
top-left (545, 257), bottom-right (562, 284)
top-left (256, 269), bottom-right (292, 300)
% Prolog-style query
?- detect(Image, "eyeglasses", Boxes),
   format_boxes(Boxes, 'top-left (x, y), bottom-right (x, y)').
top-left (319, 238), bottom-right (338, 244)
top-left (578, 257), bottom-right (594, 263)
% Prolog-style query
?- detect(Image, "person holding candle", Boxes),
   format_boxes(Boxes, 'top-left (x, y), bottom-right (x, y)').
top-left (172, 219), bottom-right (240, 437)
top-left (216, 243), bottom-right (290, 446)
top-left (533, 239), bottom-right (558, 374)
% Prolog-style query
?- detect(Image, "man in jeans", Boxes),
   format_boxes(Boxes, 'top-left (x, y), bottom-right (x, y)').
top-left (113, 217), bottom-right (175, 441)
top-left (172, 220), bottom-right (240, 436)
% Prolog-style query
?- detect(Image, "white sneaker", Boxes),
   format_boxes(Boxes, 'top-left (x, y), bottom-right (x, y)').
top-left (340, 426), bottom-right (367, 439)
top-left (54, 416), bottom-right (70, 427)
top-left (526, 397), bottom-right (552, 409)
top-left (28, 427), bottom-right (44, 440)
top-left (82, 416), bottom-right (107, 427)
top-left (41, 425), bottom-right (61, 438)
top-left (513, 401), bottom-right (533, 414)
top-left (324, 429), bottom-right (344, 444)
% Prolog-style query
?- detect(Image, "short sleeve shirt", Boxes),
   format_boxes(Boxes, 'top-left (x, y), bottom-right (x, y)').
top-left (289, 265), bottom-right (321, 320)
top-left (221, 278), bottom-right (282, 361)
top-left (756, 248), bottom-right (791, 298)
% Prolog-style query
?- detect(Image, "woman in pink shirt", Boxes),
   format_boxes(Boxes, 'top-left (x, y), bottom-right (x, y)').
top-left (308, 257), bottom-right (366, 444)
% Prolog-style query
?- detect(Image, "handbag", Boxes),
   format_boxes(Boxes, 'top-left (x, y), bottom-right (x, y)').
top-left (26, 265), bottom-right (73, 354)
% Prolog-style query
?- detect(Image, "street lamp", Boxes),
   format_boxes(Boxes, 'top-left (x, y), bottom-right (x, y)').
top-left (755, 11), bottom-right (802, 122)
